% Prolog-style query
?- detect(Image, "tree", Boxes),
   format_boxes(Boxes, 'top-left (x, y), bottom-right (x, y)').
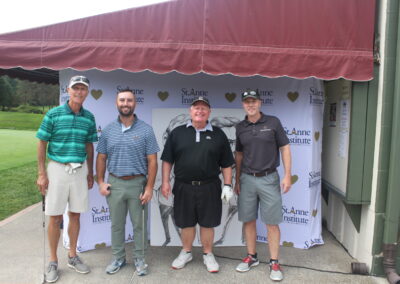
top-left (0, 76), bottom-right (13, 110)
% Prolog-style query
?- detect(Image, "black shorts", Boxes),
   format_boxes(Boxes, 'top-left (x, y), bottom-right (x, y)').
top-left (172, 179), bottom-right (222, 228)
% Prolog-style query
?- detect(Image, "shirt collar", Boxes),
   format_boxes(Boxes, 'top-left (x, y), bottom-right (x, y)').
top-left (117, 114), bottom-right (138, 131)
top-left (64, 100), bottom-right (83, 115)
top-left (244, 112), bottom-right (267, 125)
top-left (186, 120), bottom-right (213, 131)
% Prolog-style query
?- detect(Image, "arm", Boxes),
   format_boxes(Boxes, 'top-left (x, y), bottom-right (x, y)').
top-left (280, 144), bottom-right (292, 193)
top-left (96, 153), bottom-right (110, 196)
top-left (140, 153), bottom-right (158, 204)
top-left (234, 151), bottom-right (243, 194)
top-left (221, 166), bottom-right (232, 186)
top-left (161, 161), bottom-right (173, 199)
top-left (85, 142), bottom-right (94, 189)
top-left (36, 140), bottom-right (48, 196)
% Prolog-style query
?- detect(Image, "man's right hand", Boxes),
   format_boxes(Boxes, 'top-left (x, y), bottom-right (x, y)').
top-left (99, 182), bottom-right (111, 196)
top-left (36, 173), bottom-right (49, 196)
top-left (234, 183), bottom-right (241, 195)
top-left (161, 182), bottom-right (171, 199)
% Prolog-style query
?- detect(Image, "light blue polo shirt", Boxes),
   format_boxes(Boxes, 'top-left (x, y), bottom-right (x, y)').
top-left (96, 116), bottom-right (160, 176)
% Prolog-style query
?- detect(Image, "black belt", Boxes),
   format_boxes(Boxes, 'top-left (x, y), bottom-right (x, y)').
top-left (176, 177), bottom-right (219, 186)
top-left (246, 169), bottom-right (276, 177)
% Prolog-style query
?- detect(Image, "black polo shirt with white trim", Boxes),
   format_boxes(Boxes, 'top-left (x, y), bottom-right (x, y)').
top-left (161, 124), bottom-right (234, 181)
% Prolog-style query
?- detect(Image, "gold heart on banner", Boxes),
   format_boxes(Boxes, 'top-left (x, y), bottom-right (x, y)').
top-left (312, 210), bottom-right (318, 217)
top-left (287, 91), bottom-right (299, 102)
top-left (91, 89), bottom-right (103, 100)
top-left (282, 241), bottom-right (294, 247)
top-left (314, 131), bottom-right (320, 141)
top-left (291, 175), bottom-right (298, 185)
top-left (158, 91), bottom-right (169, 101)
top-left (225, 92), bottom-right (236, 102)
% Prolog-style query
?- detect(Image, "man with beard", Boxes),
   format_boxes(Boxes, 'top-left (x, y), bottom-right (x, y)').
top-left (96, 87), bottom-right (159, 276)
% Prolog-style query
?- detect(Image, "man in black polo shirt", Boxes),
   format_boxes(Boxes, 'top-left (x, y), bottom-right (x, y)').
top-left (161, 96), bottom-right (234, 273)
top-left (234, 90), bottom-right (292, 282)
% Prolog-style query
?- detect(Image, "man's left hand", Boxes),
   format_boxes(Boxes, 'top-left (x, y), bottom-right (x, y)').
top-left (221, 184), bottom-right (233, 203)
top-left (87, 174), bottom-right (94, 189)
top-left (281, 175), bottom-right (292, 194)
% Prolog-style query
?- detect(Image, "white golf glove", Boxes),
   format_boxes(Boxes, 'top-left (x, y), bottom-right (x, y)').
top-left (64, 163), bottom-right (82, 174)
top-left (221, 184), bottom-right (233, 203)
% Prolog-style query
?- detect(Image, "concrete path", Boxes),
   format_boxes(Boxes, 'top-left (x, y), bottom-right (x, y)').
top-left (0, 203), bottom-right (387, 284)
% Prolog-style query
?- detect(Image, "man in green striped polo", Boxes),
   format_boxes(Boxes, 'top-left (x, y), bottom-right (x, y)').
top-left (36, 75), bottom-right (98, 283)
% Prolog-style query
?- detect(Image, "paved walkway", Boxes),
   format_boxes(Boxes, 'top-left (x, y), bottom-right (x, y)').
top-left (0, 203), bottom-right (387, 284)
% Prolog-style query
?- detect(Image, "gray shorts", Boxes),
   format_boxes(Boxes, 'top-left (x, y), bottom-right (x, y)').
top-left (238, 171), bottom-right (282, 225)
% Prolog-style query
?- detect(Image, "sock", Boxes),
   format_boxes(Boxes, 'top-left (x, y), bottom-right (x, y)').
top-left (270, 258), bottom-right (279, 264)
top-left (249, 253), bottom-right (258, 259)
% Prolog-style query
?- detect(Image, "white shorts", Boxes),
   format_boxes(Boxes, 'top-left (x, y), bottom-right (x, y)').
top-left (45, 160), bottom-right (89, 216)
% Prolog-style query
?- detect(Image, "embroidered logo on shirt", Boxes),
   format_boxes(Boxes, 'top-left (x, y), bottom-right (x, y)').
top-left (260, 127), bottom-right (271, 132)
top-left (206, 136), bottom-right (212, 140)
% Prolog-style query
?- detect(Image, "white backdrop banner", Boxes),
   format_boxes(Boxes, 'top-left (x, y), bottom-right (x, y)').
top-left (61, 69), bottom-right (324, 251)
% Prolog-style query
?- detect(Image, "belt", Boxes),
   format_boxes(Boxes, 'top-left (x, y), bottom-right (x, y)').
top-left (176, 177), bottom-right (219, 186)
top-left (246, 169), bottom-right (276, 177)
top-left (110, 173), bottom-right (144, 180)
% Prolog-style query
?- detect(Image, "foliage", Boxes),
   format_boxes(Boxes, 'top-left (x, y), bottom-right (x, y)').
top-left (0, 76), bottom-right (13, 110)
top-left (0, 111), bottom-right (44, 130)
top-left (9, 104), bottom-right (53, 114)
top-left (0, 75), bottom-right (59, 110)
top-left (0, 161), bottom-right (41, 221)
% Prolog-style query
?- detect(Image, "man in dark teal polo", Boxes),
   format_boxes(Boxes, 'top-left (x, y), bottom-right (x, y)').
top-left (36, 75), bottom-right (98, 283)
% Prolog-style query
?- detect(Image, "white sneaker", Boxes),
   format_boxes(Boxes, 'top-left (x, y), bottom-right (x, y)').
top-left (172, 250), bottom-right (193, 269)
top-left (203, 253), bottom-right (219, 273)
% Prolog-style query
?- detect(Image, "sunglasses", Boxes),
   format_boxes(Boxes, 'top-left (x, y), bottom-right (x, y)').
top-left (242, 90), bottom-right (259, 98)
top-left (70, 76), bottom-right (90, 85)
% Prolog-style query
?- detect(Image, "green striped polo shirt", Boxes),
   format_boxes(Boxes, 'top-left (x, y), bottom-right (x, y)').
top-left (36, 101), bottom-right (98, 163)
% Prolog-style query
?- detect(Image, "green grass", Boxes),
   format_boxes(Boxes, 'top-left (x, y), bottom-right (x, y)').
top-left (0, 129), bottom-right (40, 221)
top-left (0, 111), bottom-right (44, 130)
top-left (0, 130), bottom-right (38, 171)
top-left (0, 161), bottom-right (41, 221)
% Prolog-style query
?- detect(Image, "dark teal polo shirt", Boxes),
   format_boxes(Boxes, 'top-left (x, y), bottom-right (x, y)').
top-left (36, 101), bottom-right (98, 163)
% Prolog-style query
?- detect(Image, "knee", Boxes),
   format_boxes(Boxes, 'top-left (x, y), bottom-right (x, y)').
top-left (267, 224), bottom-right (280, 233)
top-left (50, 216), bottom-right (63, 226)
top-left (68, 212), bottom-right (80, 222)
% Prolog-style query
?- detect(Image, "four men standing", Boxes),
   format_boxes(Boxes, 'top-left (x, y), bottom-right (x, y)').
top-left (36, 78), bottom-right (291, 282)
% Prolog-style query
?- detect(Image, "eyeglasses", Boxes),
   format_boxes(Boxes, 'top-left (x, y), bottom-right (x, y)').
top-left (70, 76), bottom-right (90, 85)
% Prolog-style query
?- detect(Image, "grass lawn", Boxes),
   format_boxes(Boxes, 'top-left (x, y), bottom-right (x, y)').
top-left (0, 111), bottom-right (44, 130)
top-left (0, 161), bottom-right (41, 221)
top-left (0, 128), bottom-right (41, 221)
top-left (0, 129), bottom-right (38, 171)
